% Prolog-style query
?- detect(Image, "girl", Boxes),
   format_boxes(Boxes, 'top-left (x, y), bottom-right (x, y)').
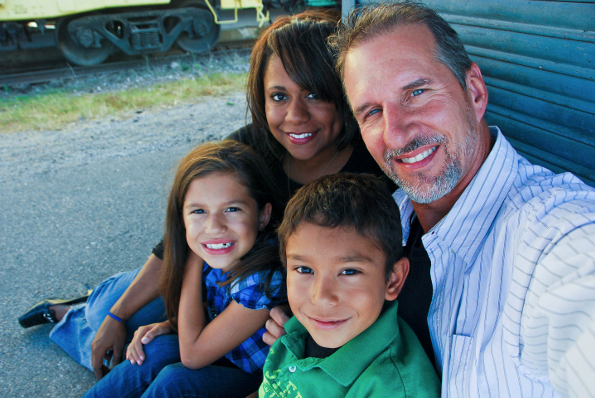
top-left (83, 140), bottom-right (286, 398)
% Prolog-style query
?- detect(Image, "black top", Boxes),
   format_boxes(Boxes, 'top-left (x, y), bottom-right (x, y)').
top-left (399, 216), bottom-right (435, 369)
top-left (305, 334), bottom-right (340, 359)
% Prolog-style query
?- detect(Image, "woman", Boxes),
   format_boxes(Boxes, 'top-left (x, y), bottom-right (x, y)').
top-left (18, 9), bottom-right (394, 387)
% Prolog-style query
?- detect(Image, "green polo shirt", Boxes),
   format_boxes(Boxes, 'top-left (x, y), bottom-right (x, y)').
top-left (258, 301), bottom-right (440, 397)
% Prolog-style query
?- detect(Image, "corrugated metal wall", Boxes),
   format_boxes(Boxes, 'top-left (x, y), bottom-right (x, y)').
top-left (350, 0), bottom-right (595, 187)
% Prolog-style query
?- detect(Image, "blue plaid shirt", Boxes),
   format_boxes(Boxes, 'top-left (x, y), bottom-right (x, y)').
top-left (203, 263), bottom-right (286, 374)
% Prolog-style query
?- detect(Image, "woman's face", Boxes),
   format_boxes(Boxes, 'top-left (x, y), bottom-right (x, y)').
top-left (264, 55), bottom-right (344, 162)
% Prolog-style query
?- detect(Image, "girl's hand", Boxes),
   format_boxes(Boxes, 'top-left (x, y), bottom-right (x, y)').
top-left (263, 304), bottom-right (291, 346)
top-left (126, 320), bottom-right (173, 365)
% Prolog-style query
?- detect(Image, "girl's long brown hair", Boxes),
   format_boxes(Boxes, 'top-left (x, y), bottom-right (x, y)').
top-left (160, 140), bottom-right (284, 329)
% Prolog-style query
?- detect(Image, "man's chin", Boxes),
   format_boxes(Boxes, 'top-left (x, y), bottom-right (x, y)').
top-left (391, 174), bottom-right (459, 204)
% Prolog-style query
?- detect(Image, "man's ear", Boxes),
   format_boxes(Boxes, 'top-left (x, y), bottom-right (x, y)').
top-left (259, 203), bottom-right (272, 231)
top-left (466, 62), bottom-right (488, 122)
top-left (385, 257), bottom-right (410, 301)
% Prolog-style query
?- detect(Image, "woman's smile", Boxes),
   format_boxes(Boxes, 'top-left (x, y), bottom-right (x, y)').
top-left (264, 55), bottom-right (343, 163)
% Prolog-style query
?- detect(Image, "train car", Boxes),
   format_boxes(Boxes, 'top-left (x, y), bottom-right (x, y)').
top-left (0, 0), bottom-right (337, 66)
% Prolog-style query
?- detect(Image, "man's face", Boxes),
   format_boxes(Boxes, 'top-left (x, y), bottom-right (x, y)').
top-left (344, 24), bottom-right (484, 204)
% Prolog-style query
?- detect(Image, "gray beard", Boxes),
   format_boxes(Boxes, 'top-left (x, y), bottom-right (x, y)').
top-left (383, 109), bottom-right (478, 204)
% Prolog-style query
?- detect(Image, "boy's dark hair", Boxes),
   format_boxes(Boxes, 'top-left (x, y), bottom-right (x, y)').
top-left (278, 173), bottom-right (403, 280)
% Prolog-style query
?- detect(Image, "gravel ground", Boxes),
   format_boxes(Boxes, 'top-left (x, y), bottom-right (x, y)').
top-left (0, 53), bottom-right (250, 397)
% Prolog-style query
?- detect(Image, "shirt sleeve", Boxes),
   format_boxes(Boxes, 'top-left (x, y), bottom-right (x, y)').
top-left (229, 270), bottom-right (285, 311)
top-left (152, 239), bottom-right (164, 260)
top-left (521, 222), bottom-right (595, 398)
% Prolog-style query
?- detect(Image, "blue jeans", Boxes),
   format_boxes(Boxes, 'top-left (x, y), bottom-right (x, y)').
top-left (49, 267), bottom-right (167, 371)
top-left (83, 334), bottom-right (262, 398)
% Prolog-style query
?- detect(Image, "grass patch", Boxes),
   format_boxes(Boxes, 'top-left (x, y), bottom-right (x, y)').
top-left (0, 72), bottom-right (248, 133)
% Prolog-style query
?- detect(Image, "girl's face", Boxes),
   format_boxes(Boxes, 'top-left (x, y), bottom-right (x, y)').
top-left (183, 172), bottom-right (272, 273)
top-left (264, 55), bottom-right (344, 162)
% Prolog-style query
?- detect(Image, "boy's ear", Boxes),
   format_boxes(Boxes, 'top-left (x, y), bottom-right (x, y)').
top-left (385, 257), bottom-right (410, 301)
top-left (258, 203), bottom-right (272, 231)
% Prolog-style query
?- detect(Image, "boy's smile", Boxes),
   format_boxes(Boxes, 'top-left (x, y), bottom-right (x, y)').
top-left (285, 223), bottom-right (405, 348)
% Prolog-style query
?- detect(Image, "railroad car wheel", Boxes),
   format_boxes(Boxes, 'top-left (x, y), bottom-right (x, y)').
top-left (176, 1), bottom-right (220, 54)
top-left (56, 17), bottom-right (115, 66)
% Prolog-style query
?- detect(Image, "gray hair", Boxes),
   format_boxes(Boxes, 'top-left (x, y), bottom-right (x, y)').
top-left (330, 1), bottom-right (472, 89)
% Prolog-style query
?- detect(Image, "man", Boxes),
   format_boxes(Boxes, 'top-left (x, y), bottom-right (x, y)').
top-left (266, 2), bottom-right (595, 397)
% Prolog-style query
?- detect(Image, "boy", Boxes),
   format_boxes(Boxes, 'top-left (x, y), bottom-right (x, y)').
top-left (258, 173), bottom-right (440, 397)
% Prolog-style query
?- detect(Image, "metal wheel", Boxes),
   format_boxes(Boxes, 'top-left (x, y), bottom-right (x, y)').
top-left (176, 1), bottom-right (220, 54)
top-left (56, 16), bottom-right (114, 66)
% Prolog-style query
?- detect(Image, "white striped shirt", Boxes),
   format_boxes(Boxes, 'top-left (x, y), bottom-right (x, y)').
top-left (394, 128), bottom-right (595, 398)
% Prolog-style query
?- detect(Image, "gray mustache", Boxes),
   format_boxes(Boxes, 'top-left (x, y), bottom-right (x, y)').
top-left (384, 135), bottom-right (446, 161)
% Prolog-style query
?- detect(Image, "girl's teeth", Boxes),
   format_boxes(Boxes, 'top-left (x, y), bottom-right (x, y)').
top-left (401, 147), bottom-right (436, 164)
top-left (289, 132), bottom-right (313, 139)
top-left (206, 242), bottom-right (233, 249)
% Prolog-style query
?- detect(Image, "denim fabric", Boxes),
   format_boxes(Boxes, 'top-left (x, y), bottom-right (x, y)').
top-left (142, 362), bottom-right (261, 398)
top-left (82, 334), bottom-right (262, 398)
top-left (82, 334), bottom-right (182, 398)
top-left (49, 267), bottom-right (167, 371)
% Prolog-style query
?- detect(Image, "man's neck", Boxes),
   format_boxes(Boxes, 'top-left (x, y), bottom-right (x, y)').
top-left (413, 123), bottom-right (495, 232)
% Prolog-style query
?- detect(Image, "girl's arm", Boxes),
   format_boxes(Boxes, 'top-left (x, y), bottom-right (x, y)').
top-left (178, 252), bottom-right (271, 369)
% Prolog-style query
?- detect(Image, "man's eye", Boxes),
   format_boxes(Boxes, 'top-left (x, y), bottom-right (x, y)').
top-left (225, 207), bottom-right (240, 212)
top-left (306, 92), bottom-right (320, 100)
top-left (296, 266), bottom-right (313, 274)
top-left (411, 89), bottom-right (425, 97)
top-left (340, 269), bottom-right (361, 275)
top-left (271, 93), bottom-right (287, 102)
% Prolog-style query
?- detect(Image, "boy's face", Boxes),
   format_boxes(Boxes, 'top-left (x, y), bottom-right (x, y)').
top-left (285, 223), bottom-right (408, 349)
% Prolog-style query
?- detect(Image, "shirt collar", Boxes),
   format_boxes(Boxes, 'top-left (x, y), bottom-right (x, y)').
top-left (282, 301), bottom-right (402, 386)
top-left (396, 127), bottom-right (519, 265)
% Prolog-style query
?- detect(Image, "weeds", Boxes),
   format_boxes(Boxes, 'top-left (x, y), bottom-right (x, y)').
top-left (0, 71), bottom-right (248, 133)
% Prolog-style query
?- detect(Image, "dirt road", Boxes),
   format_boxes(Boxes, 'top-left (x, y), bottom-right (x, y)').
top-left (0, 93), bottom-right (247, 397)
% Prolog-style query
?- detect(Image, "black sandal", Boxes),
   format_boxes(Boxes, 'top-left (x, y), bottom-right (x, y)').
top-left (18, 295), bottom-right (90, 328)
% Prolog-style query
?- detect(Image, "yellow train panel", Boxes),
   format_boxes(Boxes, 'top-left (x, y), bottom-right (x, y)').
top-left (220, 0), bottom-right (262, 10)
top-left (0, 0), bottom-right (171, 21)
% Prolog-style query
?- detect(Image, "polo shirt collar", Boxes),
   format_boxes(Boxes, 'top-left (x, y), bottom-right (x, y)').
top-left (282, 301), bottom-right (401, 386)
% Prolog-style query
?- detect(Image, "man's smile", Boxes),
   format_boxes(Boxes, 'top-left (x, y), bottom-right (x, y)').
top-left (400, 146), bottom-right (437, 164)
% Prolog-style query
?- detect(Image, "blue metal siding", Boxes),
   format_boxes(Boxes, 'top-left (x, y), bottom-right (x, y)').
top-left (424, 0), bottom-right (595, 186)
top-left (346, 0), bottom-right (595, 186)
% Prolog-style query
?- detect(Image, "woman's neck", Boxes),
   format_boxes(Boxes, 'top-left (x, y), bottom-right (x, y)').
top-left (283, 144), bottom-right (354, 185)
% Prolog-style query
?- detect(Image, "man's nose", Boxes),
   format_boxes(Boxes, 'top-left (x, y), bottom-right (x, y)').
top-left (383, 102), bottom-right (418, 150)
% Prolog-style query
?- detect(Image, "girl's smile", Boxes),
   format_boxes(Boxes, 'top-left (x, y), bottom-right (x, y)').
top-left (183, 172), bottom-right (271, 273)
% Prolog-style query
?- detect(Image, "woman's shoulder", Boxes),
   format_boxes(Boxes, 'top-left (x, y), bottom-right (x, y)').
top-left (342, 142), bottom-right (398, 192)
top-left (342, 142), bottom-right (383, 174)
top-left (225, 124), bottom-right (254, 145)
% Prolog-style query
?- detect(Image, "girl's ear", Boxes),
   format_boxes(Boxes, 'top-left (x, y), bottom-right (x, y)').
top-left (385, 257), bottom-right (410, 301)
top-left (259, 203), bottom-right (273, 231)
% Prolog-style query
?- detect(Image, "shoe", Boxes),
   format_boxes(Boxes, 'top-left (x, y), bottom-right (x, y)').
top-left (18, 295), bottom-right (90, 328)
